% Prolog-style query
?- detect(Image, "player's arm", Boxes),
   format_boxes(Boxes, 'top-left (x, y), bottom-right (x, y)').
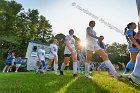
top-left (87, 27), bottom-right (99, 39)
top-left (128, 36), bottom-right (140, 50)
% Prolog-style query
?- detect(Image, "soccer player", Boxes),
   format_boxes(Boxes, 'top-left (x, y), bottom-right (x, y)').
top-left (124, 22), bottom-right (139, 74)
top-left (60, 29), bottom-right (78, 77)
top-left (37, 46), bottom-right (46, 74)
top-left (7, 51), bottom-right (15, 72)
top-left (85, 20), bottom-right (121, 79)
top-left (47, 39), bottom-right (59, 75)
top-left (15, 57), bottom-right (22, 72)
top-left (126, 0), bottom-right (140, 86)
top-left (2, 48), bottom-right (10, 72)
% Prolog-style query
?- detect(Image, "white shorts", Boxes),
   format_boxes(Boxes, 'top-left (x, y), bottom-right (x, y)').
top-left (64, 45), bottom-right (76, 55)
top-left (86, 41), bottom-right (101, 52)
top-left (49, 52), bottom-right (58, 60)
top-left (16, 64), bottom-right (21, 67)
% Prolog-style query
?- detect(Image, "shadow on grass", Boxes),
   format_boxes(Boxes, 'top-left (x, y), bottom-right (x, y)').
top-left (118, 78), bottom-right (140, 91)
top-left (0, 72), bottom-right (76, 93)
top-left (64, 76), bottom-right (110, 93)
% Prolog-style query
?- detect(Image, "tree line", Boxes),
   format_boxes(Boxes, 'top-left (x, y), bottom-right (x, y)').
top-left (0, 0), bottom-right (130, 68)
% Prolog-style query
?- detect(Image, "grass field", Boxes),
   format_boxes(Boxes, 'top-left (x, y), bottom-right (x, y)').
top-left (0, 71), bottom-right (140, 93)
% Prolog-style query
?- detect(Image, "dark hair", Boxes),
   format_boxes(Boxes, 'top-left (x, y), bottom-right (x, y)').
top-left (89, 20), bottom-right (95, 26)
top-left (124, 22), bottom-right (136, 35)
top-left (100, 35), bottom-right (104, 38)
top-left (69, 29), bottom-right (74, 34)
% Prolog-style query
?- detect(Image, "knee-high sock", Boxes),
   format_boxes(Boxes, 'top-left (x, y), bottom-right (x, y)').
top-left (104, 60), bottom-right (117, 75)
top-left (54, 64), bottom-right (58, 73)
top-left (3, 66), bottom-right (7, 72)
top-left (132, 53), bottom-right (140, 77)
top-left (98, 62), bottom-right (105, 69)
top-left (125, 61), bottom-right (135, 73)
top-left (60, 63), bottom-right (65, 71)
top-left (35, 66), bottom-right (39, 73)
top-left (85, 62), bottom-right (90, 75)
top-left (73, 62), bottom-right (77, 74)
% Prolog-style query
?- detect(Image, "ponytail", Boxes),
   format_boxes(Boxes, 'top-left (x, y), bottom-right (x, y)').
top-left (124, 22), bottom-right (136, 35)
top-left (124, 27), bottom-right (128, 35)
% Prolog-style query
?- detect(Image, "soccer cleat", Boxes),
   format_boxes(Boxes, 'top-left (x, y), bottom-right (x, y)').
top-left (85, 74), bottom-right (93, 79)
top-left (128, 74), bottom-right (140, 86)
top-left (113, 73), bottom-right (122, 78)
top-left (97, 67), bottom-right (101, 74)
top-left (122, 73), bottom-right (130, 78)
top-left (15, 71), bottom-right (17, 72)
top-left (60, 70), bottom-right (64, 75)
top-left (73, 74), bottom-right (78, 77)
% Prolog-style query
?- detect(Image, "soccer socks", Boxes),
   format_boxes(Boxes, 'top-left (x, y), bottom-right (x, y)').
top-left (60, 63), bottom-right (66, 71)
top-left (132, 53), bottom-right (140, 77)
top-left (98, 62), bottom-right (105, 69)
top-left (2, 66), bottom-right (7, 72)
top-left (85, 62), bottom-right (90, 75)
top-left (35, 66), bottom-right (39, 73)
top-left (104, 60), bottom-right (118, 75)
top-left (73, 62), bottom-right (77, 74)
top-left (54, 64), bottom-right (58, 74)
top-left (125, 61), bottom-right (135, 73)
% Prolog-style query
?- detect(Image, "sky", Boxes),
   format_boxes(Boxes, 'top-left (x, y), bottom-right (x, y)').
top-left (15, 0), bottom-right (138, 44)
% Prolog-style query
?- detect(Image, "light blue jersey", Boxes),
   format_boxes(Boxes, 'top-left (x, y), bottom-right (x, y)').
top-left (125, 29), bottom-right (139, 52)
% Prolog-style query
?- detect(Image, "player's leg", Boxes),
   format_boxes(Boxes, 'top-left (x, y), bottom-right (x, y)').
top-left (71, 51), bottom-right (78, 77)
top-left (124, 52), bottom-right (138, 74)
top-left (85, 50), bottom-right (93, 78)
top-left (54, 56), bottom-right (58, 75)
top-left (3, 65), bottom-right (8, 72)
top-left (95, 49), bottom-right (121, 78)
top-left (97, 62), bottom-right (106, 74)
top-left (60, 55), bottom-right (70, 75)
top-left (129, 53), bottom-right (140, 86)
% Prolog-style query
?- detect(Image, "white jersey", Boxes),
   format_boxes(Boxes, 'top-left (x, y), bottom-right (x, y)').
top-left (49, 44), bottom-right (58, 59)
top-left (86, 27), bottom-right (101, 51)
top-left (38, 49), bottom-right (45, 61)
top-left (86, 27), bottom-right (97, 43)
top-left (64, 35), bottom-right (75, 54)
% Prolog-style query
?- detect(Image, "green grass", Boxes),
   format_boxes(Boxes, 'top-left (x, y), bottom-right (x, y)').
top-left (0, 71), bottom-right (140, 93)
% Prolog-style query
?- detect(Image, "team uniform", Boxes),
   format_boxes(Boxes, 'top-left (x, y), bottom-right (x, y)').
top-left (49, 43), bottom-right (59, 74)
top-left (60, 34), bottom-right (77, 75)
top-left (124, 29), bottom-right (139, 74)
top-left (127, 0), bottom-right (140, 86)
top-left (7, 54), bottom-right (14, 66)
top-left (125, 29), bottom-right (139, 53)
top-left (16, 57), bottom-right (22, 67)
top-left (15, 57), bottom-right (22, 72)
top-left (64, 35), bottom-right (76, 57)
top-left (85, 26), bottom-right (121, 78)
top-left (36, 48), bottom-right (46, 74)
top-left (49, 44), bottom-right (58, 59)
top-left (86, 27), bottom-right (101, 52)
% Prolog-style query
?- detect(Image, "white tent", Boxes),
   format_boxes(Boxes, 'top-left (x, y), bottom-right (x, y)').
top-left (25, 40), bottom-right (50, 70)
